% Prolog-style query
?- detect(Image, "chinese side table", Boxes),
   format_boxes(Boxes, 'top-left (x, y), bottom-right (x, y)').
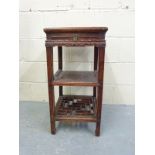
top-left (44, 27), bottom-right (108, 136)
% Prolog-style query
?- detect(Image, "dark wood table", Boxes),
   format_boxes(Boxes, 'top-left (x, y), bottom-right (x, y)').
top-left (44, 27), bottom-right (108, 136)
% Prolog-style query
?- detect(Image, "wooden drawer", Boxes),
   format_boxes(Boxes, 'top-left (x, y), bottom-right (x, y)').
top-left (44, 27), bottom-right (108, 47)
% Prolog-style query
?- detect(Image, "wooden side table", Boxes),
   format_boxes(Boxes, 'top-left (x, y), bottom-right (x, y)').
top-left (44, 27), bottom-right (108, 136)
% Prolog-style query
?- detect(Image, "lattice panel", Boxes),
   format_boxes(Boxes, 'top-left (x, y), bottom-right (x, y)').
top-left (56, 96), bottom-right (96, 117)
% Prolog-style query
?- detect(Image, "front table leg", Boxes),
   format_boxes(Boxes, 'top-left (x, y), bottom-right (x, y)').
top-left (46, 47), bottom-right (56, 134)
top-left (95, 47), bottom-right (105, 136)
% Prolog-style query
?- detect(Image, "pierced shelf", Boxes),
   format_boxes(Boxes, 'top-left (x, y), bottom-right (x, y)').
top-left (55, 95), bottom-right (97, 122)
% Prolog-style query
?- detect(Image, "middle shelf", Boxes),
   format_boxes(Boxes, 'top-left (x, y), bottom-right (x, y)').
top-left (50, 70), bottom-right (98, 86)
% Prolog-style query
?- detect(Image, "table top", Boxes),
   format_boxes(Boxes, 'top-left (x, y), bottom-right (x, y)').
top-left (44, 27), bottom-right (108, 33)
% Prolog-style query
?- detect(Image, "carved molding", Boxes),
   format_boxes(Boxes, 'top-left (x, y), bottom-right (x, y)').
top-left (45, 41), bottom-right (106, 47)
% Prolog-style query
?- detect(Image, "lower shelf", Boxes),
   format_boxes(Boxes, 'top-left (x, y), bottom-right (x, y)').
top-left (55, 95), bottom-right (97, 122)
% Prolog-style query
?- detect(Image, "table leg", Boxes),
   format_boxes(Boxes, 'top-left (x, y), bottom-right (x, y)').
top-left (58, 46), bottom-right (63, 96)
top-left (93, 46), bottom-right (98, 97)
top-left (46, 47), bottom-right (56, 134)
top-left (95, 47), bottom-right (105, 136)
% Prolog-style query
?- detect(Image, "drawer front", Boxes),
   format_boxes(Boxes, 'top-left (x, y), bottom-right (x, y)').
top-left (45, 32), bottom-right (106, 47)
top-left (46, 32), bottom-right (105, 42)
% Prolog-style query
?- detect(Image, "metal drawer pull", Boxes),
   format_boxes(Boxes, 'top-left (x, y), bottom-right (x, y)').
top-left (73, 34), bottom-right (79, 41)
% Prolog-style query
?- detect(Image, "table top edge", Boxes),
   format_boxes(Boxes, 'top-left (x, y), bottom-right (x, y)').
top-left (44, 27), bottom-right (108, 33)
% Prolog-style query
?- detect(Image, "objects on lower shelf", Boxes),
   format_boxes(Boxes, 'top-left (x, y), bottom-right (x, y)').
top-left (90, 103), bottom-right (93, 108)
top-left (77, 99), bottom-right (82, 102)
top-left (73, 99), bottom-right (77, 103)
top-left (57, 96), bottom-right (96, 117)
top-left (69, 101), bottom-right (73, 106)
top-left (63, 102), bottom-right (68, 108)
top-left (90, 110), bottom-right (94, 114)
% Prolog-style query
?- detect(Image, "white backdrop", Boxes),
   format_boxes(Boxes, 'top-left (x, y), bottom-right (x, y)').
top-left (19, 0), bottom-right (135, 104)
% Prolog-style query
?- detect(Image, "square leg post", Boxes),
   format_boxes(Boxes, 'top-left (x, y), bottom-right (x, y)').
top-left (95, 46), bottom-right (105, 136)
top-left (58, 46), bottom-right (63, 96)
top-left (93, 46), bottom-right (98, 97)
top-left (46, 47), bottom-right (56, 134)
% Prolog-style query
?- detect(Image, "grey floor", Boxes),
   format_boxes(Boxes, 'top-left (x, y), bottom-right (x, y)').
top-left (19, 102), bottom-right (135, 155)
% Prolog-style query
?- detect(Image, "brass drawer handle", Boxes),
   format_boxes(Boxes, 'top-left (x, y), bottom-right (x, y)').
top-left (73, 34), bottom-right (79, 41)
